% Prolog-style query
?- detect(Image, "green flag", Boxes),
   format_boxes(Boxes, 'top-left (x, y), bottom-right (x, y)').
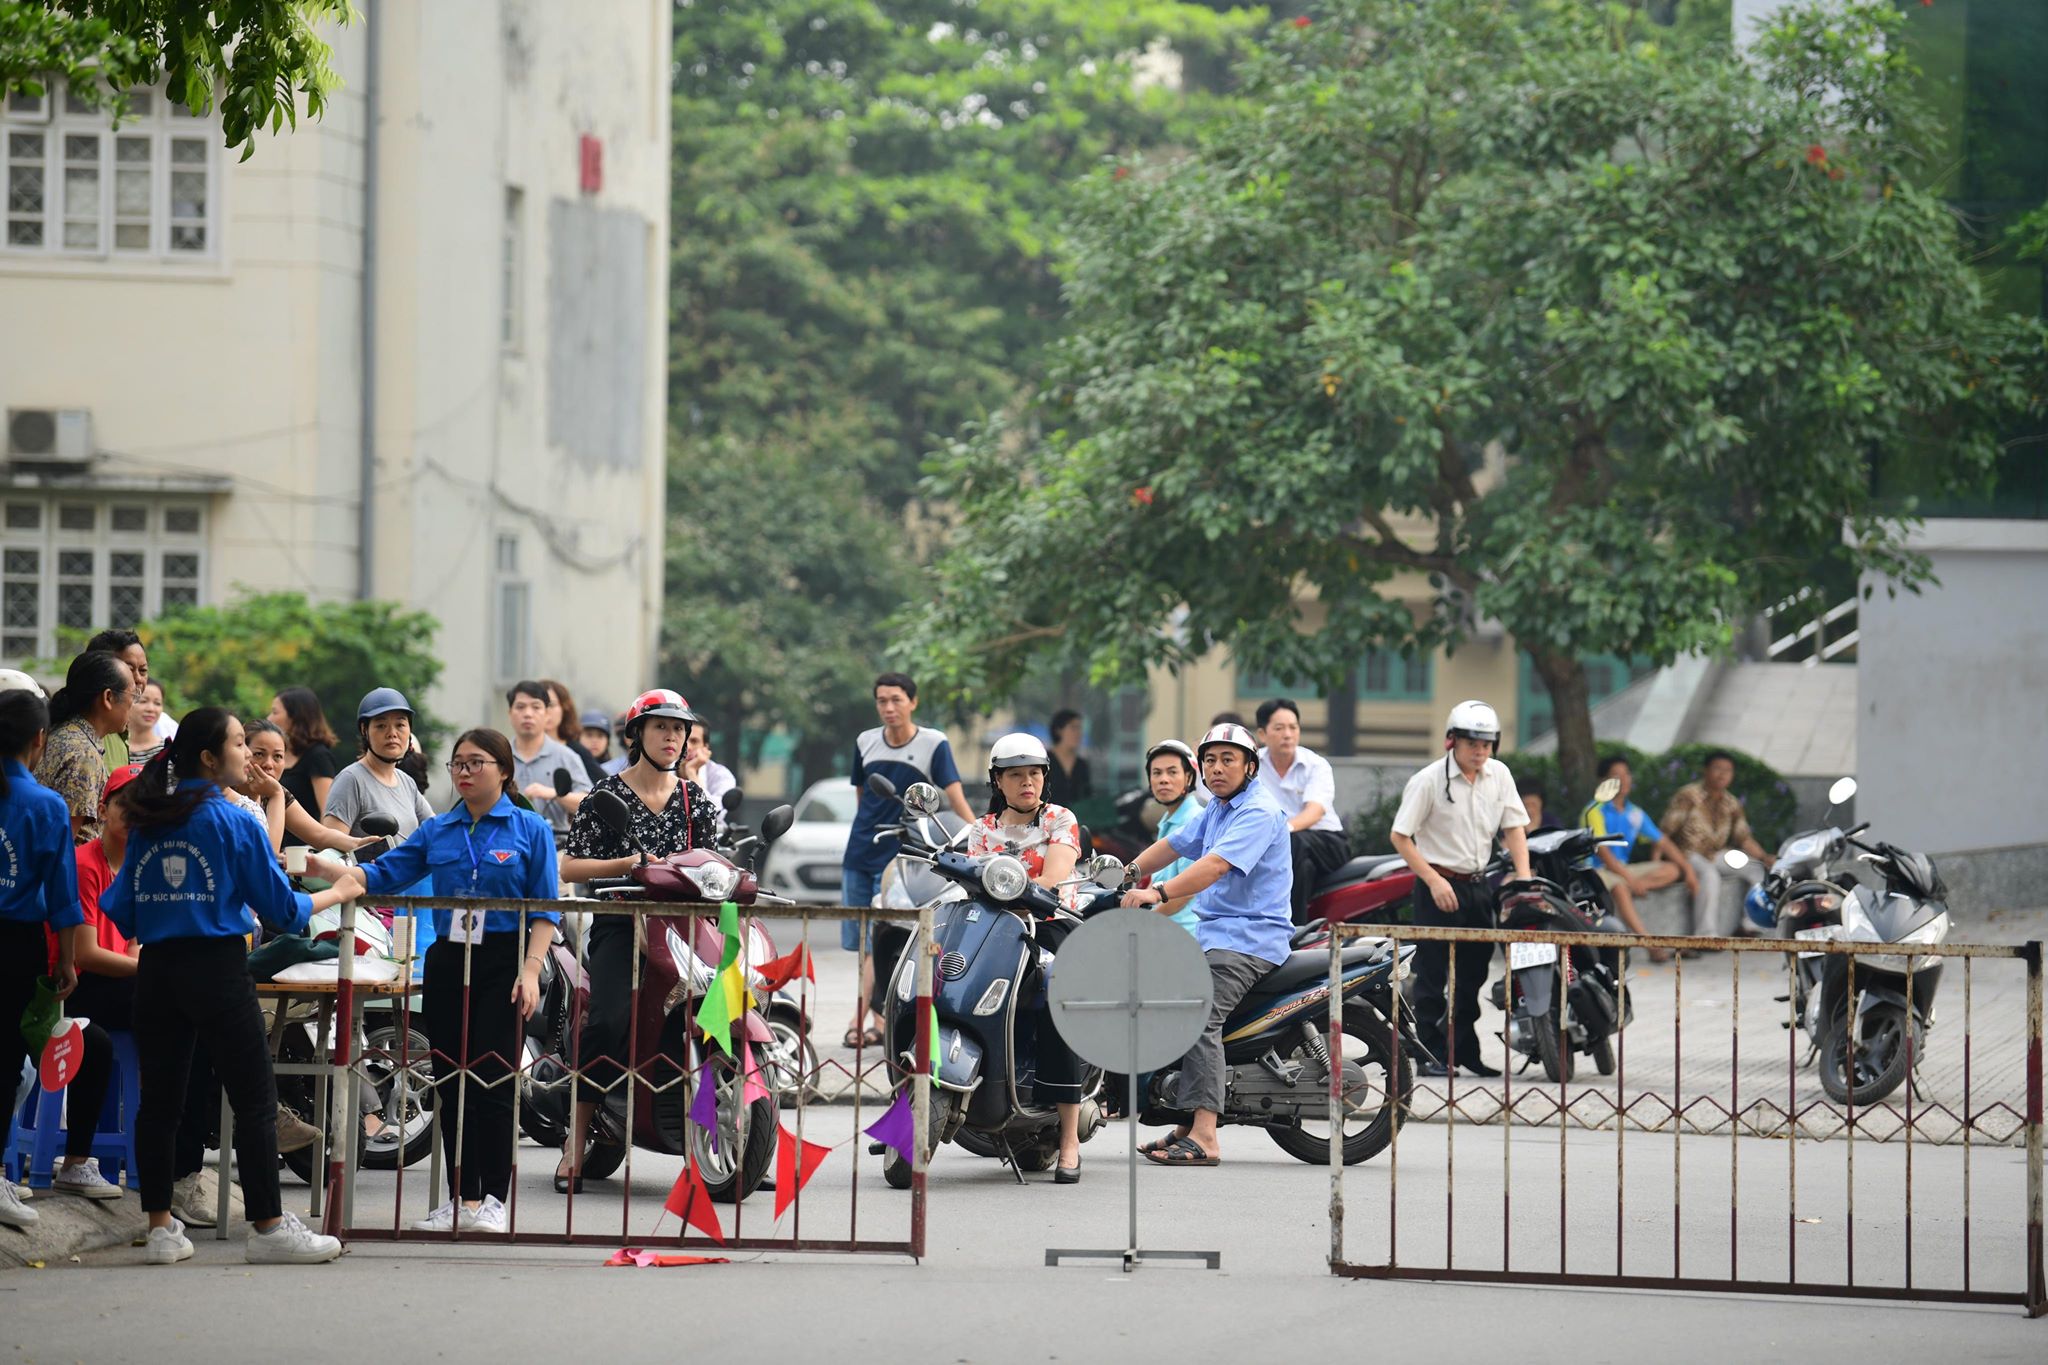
top-left (694, 902), bottom-right (746, 1056)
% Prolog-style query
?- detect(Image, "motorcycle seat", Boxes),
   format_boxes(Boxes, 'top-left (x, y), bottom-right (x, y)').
top-left (1312, 853), bottom-right (1409, 895)
top-left (1251, 940), bottom-right (1388, 998)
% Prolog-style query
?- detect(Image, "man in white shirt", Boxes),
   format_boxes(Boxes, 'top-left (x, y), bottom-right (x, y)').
top-left (506, 680), bottom-right (592, 835)
top-left (1388, 699), bottom-right (1532, 1078)
top-left (1254, 698), bottom-right (1354, 924)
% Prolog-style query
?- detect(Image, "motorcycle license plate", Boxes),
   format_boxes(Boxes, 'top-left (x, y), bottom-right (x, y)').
top-left (1507, 942), bottom-right (1557, 969)
top-left (1794, 927), bottom-right (1832, 941)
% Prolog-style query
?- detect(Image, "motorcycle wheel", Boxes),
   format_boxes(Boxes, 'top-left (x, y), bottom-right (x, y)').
top-left (1011, 1139), bottom-right (1057, 1172)
top-left (275, 1028), bottom-right (367, 1185)
top-left (1532, 1000), bottom-right (1576, 1084)
top-left (359, 1021), bottom-right (435, 1171)
top-left (763, 1014), bottom-right (821, 1108)
top-left (883, 1090), bottom-right (957, 1190)
top-left (1588, 1031), bottom-right (1616, 1076)
top-left (517, 1039), bottom-right (569, 1151)
top-left (687, 1052), bottom-right (778, 1203)
top-left (1267, 1005), bottom-right (1410, 1166)
top-left (1818, 1004), bottom-right (1913, 1107)
top-left (579, 1135), bottom-right (628, 1183)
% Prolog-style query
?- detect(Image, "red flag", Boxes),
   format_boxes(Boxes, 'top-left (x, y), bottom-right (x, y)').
top-left (663, 1162), bottom-right (725, 1244)
top-left (774, 1125), bottom-right (833, 1219)
top-left (754, 943), bottom-right (815, 991)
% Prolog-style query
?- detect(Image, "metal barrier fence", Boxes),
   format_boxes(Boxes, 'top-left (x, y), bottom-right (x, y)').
top-left (303, 896), bottom-right (934, 1258)
top-left (1324, 923), bottom-right (2045, 1316)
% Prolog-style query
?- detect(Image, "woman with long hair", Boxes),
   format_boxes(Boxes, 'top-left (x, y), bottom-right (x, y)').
top-left (239, 720), bottom-right (374, 856)
top-left (541, 678), bottom-right (607, 786)
top-left (0, 688), bottom-right (116, 1228)
top-left (266, 687), bottom-right (340, 827)
top-left (311, 729), bottom-right (560, 1234)
top-left (34, 650), bottom-right (133, 844)
top-left (102, 708), bottom-right (361, 1266)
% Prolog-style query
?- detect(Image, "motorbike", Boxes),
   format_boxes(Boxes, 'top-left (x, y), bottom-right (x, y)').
top-left (1302, 850), bottom-right (1418, 931)
top-left (515, 790), bottom-right (798, 1201)
top-left (711, 787), bottom-right (818, 1106)
top-left (870, 779), bottom-right (1419, 1184)
top-left (1486, 824), bottom-right (1635, 1082)
top-left (1812, 837), bottom-right (1950, 1107)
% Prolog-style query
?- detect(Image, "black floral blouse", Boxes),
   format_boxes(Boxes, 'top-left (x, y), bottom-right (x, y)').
top-left (563, 772), bottom-right (717, 863)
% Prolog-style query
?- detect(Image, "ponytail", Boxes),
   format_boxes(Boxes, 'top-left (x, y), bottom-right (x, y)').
top-left (126, 707), bottom-right (235, 831)
top-left (47, 650), bottom-right (132, 731)
top-left (0, 689), bottom-right (50, 799)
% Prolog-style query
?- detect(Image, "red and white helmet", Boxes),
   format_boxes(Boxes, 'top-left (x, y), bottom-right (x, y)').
top-left (623, 688), bottom-right (698, 730)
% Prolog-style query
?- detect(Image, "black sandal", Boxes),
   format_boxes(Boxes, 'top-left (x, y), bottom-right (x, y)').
top-left (554, 1150), bottom-right (584, 1194)
top-left (1144, 1135), bottom-right (1220, 1167)
top-left (1137, 1134), bottom-right (1178, 1156)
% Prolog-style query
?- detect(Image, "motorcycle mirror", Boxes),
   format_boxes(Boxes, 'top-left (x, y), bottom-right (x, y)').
top-left (553, 767), bottom-right (574, 798)
top-left (355, 813), bottom-right (400, 838)
top-left (902, 781), bottom-right (942, 816)
top-left (588, 788), bottom-right (634, 836)
top-left (866, 773), bottom-right (898, 801)
top-left (762, 804), bottom-right (795, 844)
top-left (722, 788), bottom-right (744, 814)
top-left (1723, 849), bottom-right (1750, 870)
top-left (1593, 777), bottom-right (1622, 804)
top-left (1827, 776), bottom-right (1858, 807)
top-left (1088, 855), bottom-right (1126, 888)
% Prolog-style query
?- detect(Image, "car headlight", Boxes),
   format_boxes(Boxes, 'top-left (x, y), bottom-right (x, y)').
top-left (696, 862), bottom-right (740, 902)
top-left (981, 855), bottom-right (1029, 902)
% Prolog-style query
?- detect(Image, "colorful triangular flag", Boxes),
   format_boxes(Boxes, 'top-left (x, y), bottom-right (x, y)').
top-left (741, 1037), bottom-right (770, 1107)
top-left (863, 1087), bottom-right (917, 1165)
top-left (663, 1161), bottom-right (725, 1244)
top-left (604, 1247), bottom-right (728, 1268)
top-left (774, 1125), bottom-right (833, 1219)
top-left (755, 942), bottom-right (815, 991)
top-left (694, 902), bottom-right (746, 1055)
top-left (687, 1065), bottom-right (720, 1153)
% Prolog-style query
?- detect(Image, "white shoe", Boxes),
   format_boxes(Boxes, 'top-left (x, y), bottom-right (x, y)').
top-left (170, 1172), bottom-right (217, 1228)
top-left (0, 1179), bottom-right (38, 1228)
top-left (245, 1210), bottom-right (342, 1265)
top-left (146, 1218), bottom-right (194, 1265)
top-left (470, 1195), bottom-right (508, 1234)
top-left (52, 1158), bottom-right (123, 1201)
top-left (408, 1199), bottom-right (480, 1233)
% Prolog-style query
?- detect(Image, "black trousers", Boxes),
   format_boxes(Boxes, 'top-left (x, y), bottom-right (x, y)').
top-left (1289, 829), bottom-right (1353, 924)
top-left (2, 922), bottom-right (113, 1162)
top-left (73, 970), bottom-right (217, 1177)
top-left (134, 936), bottom-right (282, 1220)
top-left (1025, 922), bottom-right (1085, 1107)
top-left (423, 937), bottom-right (520, 1203)
top-left (574, 913), bottom-right (637, 1102)
top-left (1409, 877), bottom-right (1499, 1066)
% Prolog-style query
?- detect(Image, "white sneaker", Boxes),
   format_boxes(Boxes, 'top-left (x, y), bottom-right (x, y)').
top-left (470, 1195), bottom-right (508, 1234)
top-left (245, 1210), bottom-right (342, 1265)
top-left (0, 1179), bottom-right (38, 1228)
top-left (146, 1218), bottom-right (194, 1265)
top-left (408, 1199), bottom-right (480, 1233)
top-left (170, 1172), bottom-right (217, 1228)
top-left (52, 1158), bottom-right (123, 1201)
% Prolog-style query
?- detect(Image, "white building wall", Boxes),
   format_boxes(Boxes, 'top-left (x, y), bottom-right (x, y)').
top-left (1857, 521), bottom-right (2048, 854)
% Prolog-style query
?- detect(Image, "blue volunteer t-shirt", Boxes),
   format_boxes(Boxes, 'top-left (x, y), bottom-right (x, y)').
top-left (843, 726), bottom-right (962, 877)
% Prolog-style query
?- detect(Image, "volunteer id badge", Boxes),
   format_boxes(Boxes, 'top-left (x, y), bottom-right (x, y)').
top-left (450, 908), bottom-right (488, 944)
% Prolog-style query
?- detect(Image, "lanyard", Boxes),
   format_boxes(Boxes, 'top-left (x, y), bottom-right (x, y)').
top-left (462, 814), bottom-right (486, 888)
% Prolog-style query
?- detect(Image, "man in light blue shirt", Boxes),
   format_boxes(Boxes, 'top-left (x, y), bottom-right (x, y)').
top-left (1144, 739), bottom-right (1206, 934)
top-left (1122, 724), bottom-right (1293, 1166)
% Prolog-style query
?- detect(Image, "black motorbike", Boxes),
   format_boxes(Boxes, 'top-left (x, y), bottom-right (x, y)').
top-left (1813, 838), bottom-right (1951, 1107)
top-left (1487, 828), bottom-right (1634, 1082)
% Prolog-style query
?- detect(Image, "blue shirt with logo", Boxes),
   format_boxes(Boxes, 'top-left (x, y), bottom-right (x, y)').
top-left (358, 794), bottom-right (561, 940)
top-left (103, 781), bottom-right (312, 943)
top-left (1165, 780), bottom-right (1294, 965)
top-left (1581, 798), bottom-right (1663, 868)
top-left (0, 759), bottom-right (81, 931)
top-left (843, 726), bottom-right (962, 877)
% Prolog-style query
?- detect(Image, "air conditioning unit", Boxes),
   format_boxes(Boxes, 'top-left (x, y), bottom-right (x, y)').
top-left (7, 408), bottom-right (94, 467)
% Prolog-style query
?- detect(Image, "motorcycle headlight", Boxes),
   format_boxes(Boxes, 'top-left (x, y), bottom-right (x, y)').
top-left (894, 951), bottom-right (917, 1003)
top-left (972, 979), bottom-right (1010, 1016)
top-left (695, 862), bottom-right (740, 902)
top-left (1898, 914), bottom-right (1948, 949)
top-left (981, 855), bottom-right (1029, 903)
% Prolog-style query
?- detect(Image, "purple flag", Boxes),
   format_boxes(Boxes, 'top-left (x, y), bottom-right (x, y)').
top-left (863, 1088), bottom-right (917, 1164)
top-left (688, 1068), bottom-right (720, 1153)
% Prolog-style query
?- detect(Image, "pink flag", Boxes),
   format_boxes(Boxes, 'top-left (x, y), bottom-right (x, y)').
top-left (741, 1038), bottom-right (771, 1107)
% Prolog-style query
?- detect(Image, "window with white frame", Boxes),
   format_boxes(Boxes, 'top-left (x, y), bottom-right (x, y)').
top-left (3, 75), bottom-right (219, 261)
top-left (494, 533), bottom-right (529, 681)
top-left (0, 497), bottom-right (207, 664)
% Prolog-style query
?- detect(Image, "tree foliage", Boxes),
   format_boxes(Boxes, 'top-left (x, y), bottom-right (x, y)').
top-left (126, 591), bottom-right (444, 748)
top-left (663, 0), bottom-right (1258, 777)
top-left (0, 0), bottom-right (347, 157)
top-left (898, 0), bottom-right (2046, 792)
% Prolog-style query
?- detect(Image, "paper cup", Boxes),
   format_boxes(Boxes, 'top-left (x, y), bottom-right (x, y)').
top-left (285, 846), bottom-right (309, 876)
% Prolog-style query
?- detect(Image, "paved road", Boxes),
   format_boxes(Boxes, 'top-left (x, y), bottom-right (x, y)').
top-left (11, 1112), bottom-right (2042, 1364)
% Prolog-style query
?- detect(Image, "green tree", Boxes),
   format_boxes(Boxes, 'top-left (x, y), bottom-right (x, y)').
top-left (127, 591), bottom-right (443, 749)
top-left (898, 0), bottom-right (2045, 793)
top-left (663, 0), bottom-right (1258, 779)
top-left (1, 0), bottom-right (348, 156)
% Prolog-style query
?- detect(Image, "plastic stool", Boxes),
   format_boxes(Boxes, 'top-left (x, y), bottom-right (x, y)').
top-left (4, 1060), bottom-right (31, 1184)
top-left (11, 1029), bottom-right (141, 1189)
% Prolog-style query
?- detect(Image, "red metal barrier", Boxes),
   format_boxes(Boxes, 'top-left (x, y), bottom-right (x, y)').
top-left (1326, 923), bottom-right (2046, 1317)
top-left (316, 897), bottom-right (933, 1259)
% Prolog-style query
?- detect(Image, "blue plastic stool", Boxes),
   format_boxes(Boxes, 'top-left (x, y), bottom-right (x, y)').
top-left (10, 1029), bottom-right (141, 1189)
top-left (4, 1060), bottom-right (31, 1183)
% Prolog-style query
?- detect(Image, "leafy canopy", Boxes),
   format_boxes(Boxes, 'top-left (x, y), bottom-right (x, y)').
top-left (898, 0), bottom-right (2045, 786)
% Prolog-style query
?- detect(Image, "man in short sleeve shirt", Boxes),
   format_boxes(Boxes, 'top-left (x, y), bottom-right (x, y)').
top-left (1389, 700), bottom-right (1531, 1078)
top-left (1122, 724), bottom-right (1294, 1166)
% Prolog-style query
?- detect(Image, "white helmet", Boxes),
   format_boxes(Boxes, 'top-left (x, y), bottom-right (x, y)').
top-left (988, 732), bottom-right (1050, 772)
top-left (0, 669), bottom-right (46, 698)
top-left (1445, 699), bottom-right (1501, 745)
top-left (1196, 723), bottom-right (1260, 770)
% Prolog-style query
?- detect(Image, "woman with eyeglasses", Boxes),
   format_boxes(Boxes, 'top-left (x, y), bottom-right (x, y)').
top-left (309, 729), bottom-right (559, 1234)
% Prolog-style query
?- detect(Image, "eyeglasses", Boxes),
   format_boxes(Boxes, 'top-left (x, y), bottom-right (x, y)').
top-left (447, 758), bottom-right (499, 775)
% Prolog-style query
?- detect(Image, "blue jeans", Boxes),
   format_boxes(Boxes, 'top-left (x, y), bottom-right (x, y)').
top-left (840, 866), bottom-right (882, 951)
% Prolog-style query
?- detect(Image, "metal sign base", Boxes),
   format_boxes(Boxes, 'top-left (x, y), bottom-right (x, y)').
top-left (1042, 1075), bottom-right (1220, 1273)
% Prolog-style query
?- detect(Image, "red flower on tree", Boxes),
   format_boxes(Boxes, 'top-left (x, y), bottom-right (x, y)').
top-left (1114, 165), bottom-right (1130, 181)
top-left (1806, 144), bottom-right (1828, 165)
top-left (1293, 15), bottom-right (1311, 28)
top-left (1132, 486), bottom-right (1154, 507)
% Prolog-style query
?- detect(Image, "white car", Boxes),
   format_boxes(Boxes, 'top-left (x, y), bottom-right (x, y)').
top-left (760, 778), bottom-right (863, 904)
